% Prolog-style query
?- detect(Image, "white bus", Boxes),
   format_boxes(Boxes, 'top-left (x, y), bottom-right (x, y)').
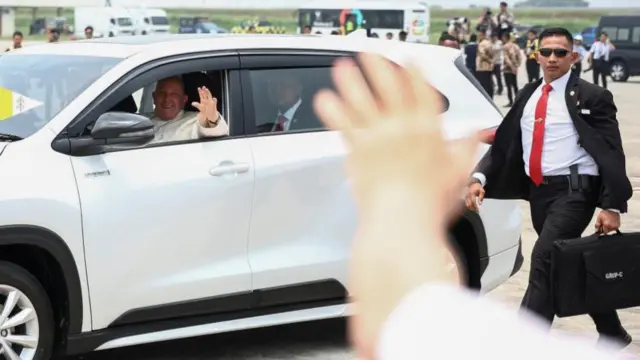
top-left (297, 0), bottom-right (430, 42)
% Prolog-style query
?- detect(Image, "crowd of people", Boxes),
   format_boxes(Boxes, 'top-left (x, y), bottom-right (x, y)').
top-left (4, 24), bottom-right (97, 52)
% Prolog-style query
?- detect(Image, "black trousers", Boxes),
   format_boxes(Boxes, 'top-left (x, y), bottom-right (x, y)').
top-left (503, 72), bottom-right (518, 105)
top-left (476, 71), bottom-right (494, 99)
top-left (492, 64), bottom-right (503, 94)
top-left (521, 178), bottom-right (625, 336)
top-left (572, 61), bottom-right (582, 77)
top-left (526, 58), bottom-right (540, 83)
top-left (593, 59), bottom-right (609, 89)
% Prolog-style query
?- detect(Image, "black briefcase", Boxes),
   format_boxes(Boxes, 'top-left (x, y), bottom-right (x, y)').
top-left (551, 230), bottom-right (640, 317)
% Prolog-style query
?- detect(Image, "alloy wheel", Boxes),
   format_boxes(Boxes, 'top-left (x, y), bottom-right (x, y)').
top-left (0, 285), bottom-right (39, 360)
top-left (610, 63), bottom-right (626, 81)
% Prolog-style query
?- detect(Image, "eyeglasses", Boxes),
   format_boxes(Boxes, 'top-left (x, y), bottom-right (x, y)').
top-left (538, 48), bottom-right (570, 58)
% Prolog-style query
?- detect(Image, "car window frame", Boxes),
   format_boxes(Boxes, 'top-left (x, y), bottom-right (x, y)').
top-left (56, 52), bottom-right (243, 156)
top-left (239, 51), bottom-right (346, 137)
top-left (238, 50), bottom-right (451, 138)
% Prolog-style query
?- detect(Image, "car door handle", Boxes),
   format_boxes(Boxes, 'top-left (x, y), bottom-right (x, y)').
top-left (209, 161), bottom-right (250, 177)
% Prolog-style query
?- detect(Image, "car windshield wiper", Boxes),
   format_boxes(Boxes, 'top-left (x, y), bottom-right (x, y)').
top-left (0, 133), bottom-right (23, 142)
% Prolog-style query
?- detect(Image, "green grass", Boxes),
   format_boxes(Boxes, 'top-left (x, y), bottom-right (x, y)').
top-left (9, 6), bottom-right (640, 42)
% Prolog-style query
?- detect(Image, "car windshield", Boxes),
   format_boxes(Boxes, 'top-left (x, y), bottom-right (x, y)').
top-left (0, 54), bottom-right (122, 139)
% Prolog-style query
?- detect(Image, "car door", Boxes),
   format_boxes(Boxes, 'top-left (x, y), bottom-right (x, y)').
top-left (239, 52), bottom-right (355, 300)
top-left (66, 55), bottom-right (255, 330)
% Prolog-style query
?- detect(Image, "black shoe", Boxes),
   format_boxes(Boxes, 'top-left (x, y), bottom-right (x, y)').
top-left (504, 103), bottom-right (512, 108)
top-left (597, 330), bottom-right (632, 350)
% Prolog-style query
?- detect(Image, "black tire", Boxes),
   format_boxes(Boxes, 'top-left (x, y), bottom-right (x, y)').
top-left (0, 261), bottom-right (55, 360)
top-left (609, 60), bottom-right (629, 82)
top-left (108, 32), bottom-right (115, 37)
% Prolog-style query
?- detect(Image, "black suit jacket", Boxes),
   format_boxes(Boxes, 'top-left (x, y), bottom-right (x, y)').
top-left (475, 72), bottom-right (632, 212)
top-left (255, 101), bottom-right (321, 133)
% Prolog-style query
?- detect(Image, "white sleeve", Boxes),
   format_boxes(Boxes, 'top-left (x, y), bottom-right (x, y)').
top-left (471, 172), bottom-right (486, 187)
top-left (376, 284), bottom-right (623, 360)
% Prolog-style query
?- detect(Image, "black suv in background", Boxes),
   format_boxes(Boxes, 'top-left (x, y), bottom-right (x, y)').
top-left (597, 15), bottom-right (640, 82)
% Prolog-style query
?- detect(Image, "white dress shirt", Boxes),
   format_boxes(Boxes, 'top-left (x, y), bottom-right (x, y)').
top-left (473, 70), bottom-right (598, 182)
top-left (493, 40), bottom-right (504, 66)
top-left (520, 70), bottom-right (598, 177)
top-left (574, 44), bottom-right (588, 62)
top-left (377, 283), bottom-right (633, 360)
top-left (590, 41), bottom-right (613, 61)
top-left (272, 98), bottom-right (302, 131)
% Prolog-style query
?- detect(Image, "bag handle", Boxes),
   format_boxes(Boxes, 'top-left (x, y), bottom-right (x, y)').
top-left (593, 229), bottom-right (623, 237)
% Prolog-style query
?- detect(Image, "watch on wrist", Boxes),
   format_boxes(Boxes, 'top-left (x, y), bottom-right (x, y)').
top-left (208, 113), bottom-right (220, 127)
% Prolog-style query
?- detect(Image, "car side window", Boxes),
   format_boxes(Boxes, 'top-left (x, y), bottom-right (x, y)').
top-left (617, 28), bottom-right (630, 42)
top-left (601, 27), bottom-right (618, 41)
top-left (632, 27), bottom-right (640, 43)
top-left (249, 67), bottom-right (332, 134)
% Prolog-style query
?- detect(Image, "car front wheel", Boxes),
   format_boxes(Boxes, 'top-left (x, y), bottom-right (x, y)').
top-left (609, 60), bottom-right (629, 82)
top-left (0, 262), bottom-right (54, 360)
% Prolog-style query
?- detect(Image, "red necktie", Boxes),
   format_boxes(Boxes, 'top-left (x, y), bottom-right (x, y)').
top-left (529, 84), bottom-right (553, 186)
top-left (275, 115), bottom-right (287, 131)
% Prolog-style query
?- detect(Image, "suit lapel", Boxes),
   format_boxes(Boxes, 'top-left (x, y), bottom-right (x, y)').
top-left (565, 71), bottom-right (581, 122)
top-left (495, 78), bottom-right (541, 146)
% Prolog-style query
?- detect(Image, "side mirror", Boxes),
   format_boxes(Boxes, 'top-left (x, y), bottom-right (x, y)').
top-left (53, 112), bottom-right (155, 156)
top-left (91, 111), bottom-right (154, 140)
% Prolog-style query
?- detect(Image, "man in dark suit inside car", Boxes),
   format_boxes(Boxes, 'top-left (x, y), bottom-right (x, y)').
top-left (257, 75), bottom-right (319, 133)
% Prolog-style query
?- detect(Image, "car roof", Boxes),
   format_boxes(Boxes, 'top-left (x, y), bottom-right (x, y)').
top-left (9, 34), bottom-right (460, 64)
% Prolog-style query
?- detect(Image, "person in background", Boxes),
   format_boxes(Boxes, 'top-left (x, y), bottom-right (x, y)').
top-left (525, 29), bottom-right (540, 82)
top-left (496, 1), bottom-right (515, 39)
top-left (476, 8), bottom-right (496, 36)
top-left (386, 32), bottom-right (393, 40)
top-left (302, 24), bottom-right (312, 34)
top-left (439, 33), bottom-right (460, 49)
top-left (48, 28), bottom-right (60, 43)
top-left (399, 30), bottom-right (407, 42)
top-left (502, 32), bottom-right (521, 107)
top-left (589, 31), bottom-right (615, 88)
top-left (465, 33), bottom-right (478, 74)
top-left (312, 52), bottom-right (627, 360)
top-left (84, 26), bottom-right (94, 39)
top-left (476, 30), bottom-right (495, 98)
top-left (5, 31), bottom-right (23, 52)
top-left (572, 34), bottom-right (587, 76)
top-left (491, 33), bottom-right (504, 95)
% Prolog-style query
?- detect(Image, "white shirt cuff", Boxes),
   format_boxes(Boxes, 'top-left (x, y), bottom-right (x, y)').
top-left (472, 172), bottom-right (486, 187)
top-left (605, 209), bottom-right (620, 213)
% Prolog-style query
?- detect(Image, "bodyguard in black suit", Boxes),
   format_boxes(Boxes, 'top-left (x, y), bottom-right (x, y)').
top-left (466, 28), bottom-right (633, 347)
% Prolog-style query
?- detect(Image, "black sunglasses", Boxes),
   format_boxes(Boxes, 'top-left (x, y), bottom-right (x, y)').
top-left (538, 48), bottom-right (570, 58)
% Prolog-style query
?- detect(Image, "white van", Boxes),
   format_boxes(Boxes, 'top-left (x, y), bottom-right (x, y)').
top-left (128, 8), bottom-right (170, 35)
top-left (298, 0), bottom-right (430, 42)
top-left (74, 7), bottom-right (135, 38)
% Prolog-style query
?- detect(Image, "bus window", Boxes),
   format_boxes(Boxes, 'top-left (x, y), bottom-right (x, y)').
top-left (362, 10), bottom-right (404, 29)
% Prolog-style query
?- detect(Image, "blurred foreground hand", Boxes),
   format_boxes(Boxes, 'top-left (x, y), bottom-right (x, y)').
top-left (313, 53), bottom-right (479, 360)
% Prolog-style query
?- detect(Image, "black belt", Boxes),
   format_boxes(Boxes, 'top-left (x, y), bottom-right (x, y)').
top-left (539, 164), bottom-right (600, 192)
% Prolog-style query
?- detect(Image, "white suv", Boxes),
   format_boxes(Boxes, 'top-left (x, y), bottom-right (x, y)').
top-left (0, 34), bottom-right (522, 360)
